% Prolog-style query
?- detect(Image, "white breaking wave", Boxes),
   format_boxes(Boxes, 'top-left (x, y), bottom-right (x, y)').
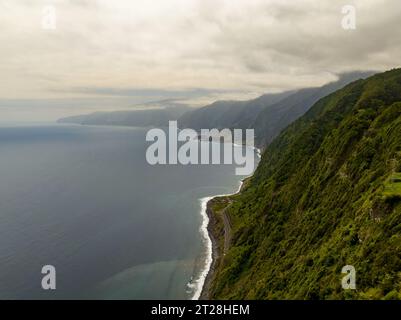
top-left (189, 147), bottom-right (261, 300)
top-left (188, 195), bottom-right (214, 300)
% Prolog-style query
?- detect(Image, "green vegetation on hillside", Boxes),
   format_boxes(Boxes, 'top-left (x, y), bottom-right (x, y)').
top-left (209, 69), bottom-right (401, 300)
top-left (383, 173), bottom-right (401, 201)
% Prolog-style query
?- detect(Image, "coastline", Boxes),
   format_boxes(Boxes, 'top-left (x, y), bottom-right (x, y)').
top-left (194, 146), bottom-right (262, 300)
top-left (190, 181), bottom-right (244, 300)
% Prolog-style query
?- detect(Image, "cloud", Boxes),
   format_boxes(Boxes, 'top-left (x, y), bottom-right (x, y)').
top-left (52, 86), bottom-right (240, 98)
top-left (0, 0), bottom-right (400, 120)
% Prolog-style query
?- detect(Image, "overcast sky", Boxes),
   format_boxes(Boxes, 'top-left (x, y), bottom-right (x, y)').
top-left (0, 0), bottom-right (400, 121)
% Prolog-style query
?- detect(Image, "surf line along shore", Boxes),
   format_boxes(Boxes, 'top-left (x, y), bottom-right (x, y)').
top-left (191, 146), bottom-right (262, 300)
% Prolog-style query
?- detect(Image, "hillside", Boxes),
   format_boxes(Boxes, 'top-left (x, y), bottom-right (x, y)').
top-left (177, 92), bottom-right (292, 132)
top-left (206, 68), bottom-right (401, 299)
top-left (179, 72), bottom-right (373, 148)
top-left (252, 72), bottom-right (374, 147)
top-left (58, 73), bottom-right (371, 146)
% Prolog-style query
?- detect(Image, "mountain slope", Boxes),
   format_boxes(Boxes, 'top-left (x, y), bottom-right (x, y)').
top-left (253, 72), bottom-right (374, 147)
top-left (177, 100), bottom-right (248, 130)
top-left (207, 68), bottom-right (401, 300)
top-left (178, 72), bottom-right (373, 148)
top-left (178, 92), bottom-right (292, 131)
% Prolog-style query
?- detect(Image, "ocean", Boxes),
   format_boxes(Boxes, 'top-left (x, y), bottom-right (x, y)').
top-left (0, 124), bottom-right (258, 299)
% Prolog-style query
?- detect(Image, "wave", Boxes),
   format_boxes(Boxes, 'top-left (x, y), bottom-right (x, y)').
top-left (189, 147), bottom-right (261, 300)
top-left (187, 195), bottom-right (214, 300)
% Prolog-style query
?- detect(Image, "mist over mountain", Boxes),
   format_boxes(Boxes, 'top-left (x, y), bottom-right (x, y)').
top-left (177, 91), bottom-right (294, 131)
top-left (58, 72), bottom-right (373, 145)
top-left (178, 71), bottom-right (374, 148)
top-left (253, 71), bottom-right (375, 146)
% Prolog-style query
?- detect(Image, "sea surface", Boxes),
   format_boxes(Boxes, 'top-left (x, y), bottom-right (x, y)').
top-left (0, 124), bottom-right (257, 299)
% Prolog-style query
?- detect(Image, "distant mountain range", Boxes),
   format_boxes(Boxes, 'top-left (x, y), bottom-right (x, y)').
top-left (177, 91), bottom-right (294, 132)
top-left (58, 106), bottom-right (189, 127)
top-left (178, 71), bottom-right (374, 147)
top-left (58, 72), bottom-right (373, 149)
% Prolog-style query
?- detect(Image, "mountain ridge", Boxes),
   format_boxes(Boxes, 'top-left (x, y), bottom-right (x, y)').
top-left (178, 71), bottom-right (374, 148)
top-left (205, 68), bottom-right (401, 299)
top-left (57, 72), bottom-right (373, 149)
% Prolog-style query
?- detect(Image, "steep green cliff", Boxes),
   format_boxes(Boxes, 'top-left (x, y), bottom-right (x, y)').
top-left (209, 69), bottom-right (401, 299)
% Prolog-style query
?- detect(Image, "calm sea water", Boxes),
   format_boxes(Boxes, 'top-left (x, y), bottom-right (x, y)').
top-left (0, 124), bottom-right (256, 299)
